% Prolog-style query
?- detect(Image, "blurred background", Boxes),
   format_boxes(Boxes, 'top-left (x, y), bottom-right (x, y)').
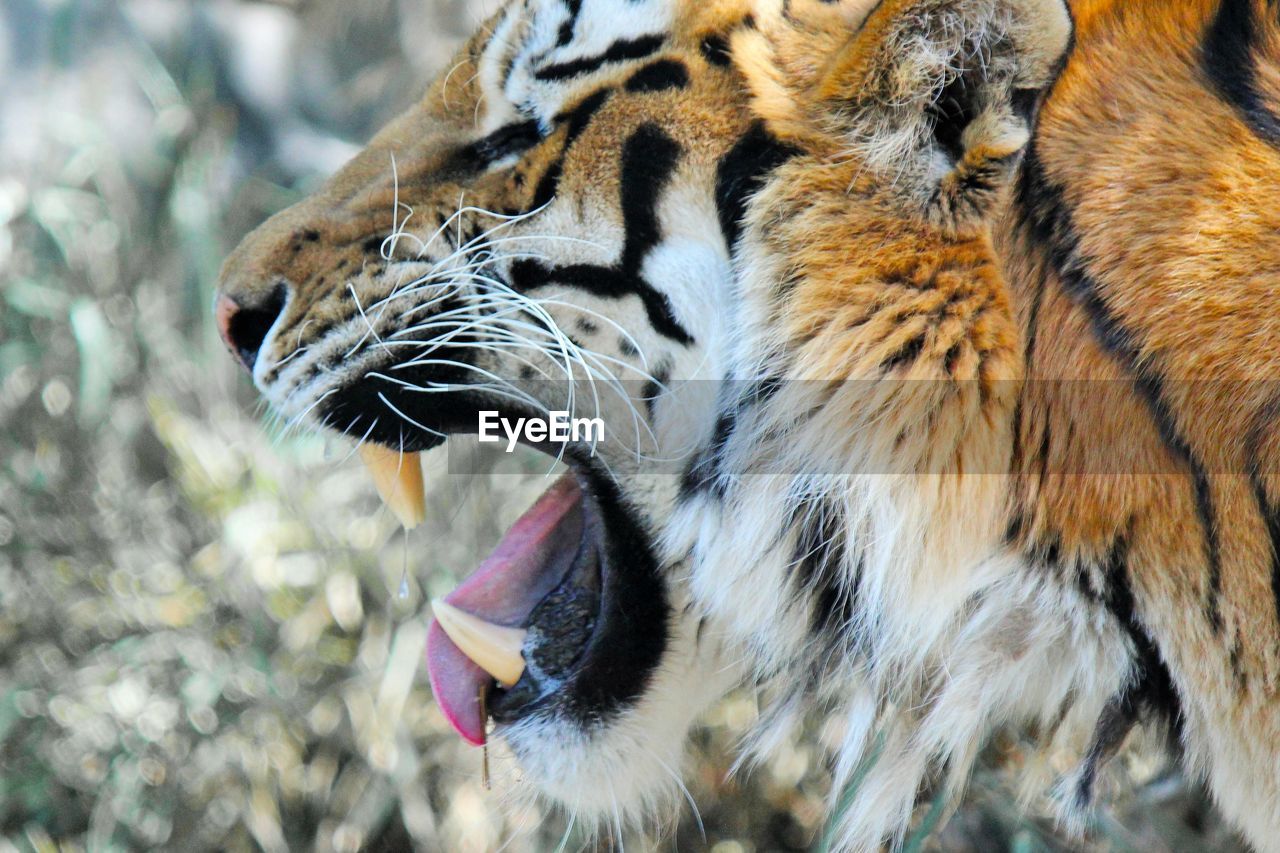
top-left (0, 0), bottom-right (1251, 850)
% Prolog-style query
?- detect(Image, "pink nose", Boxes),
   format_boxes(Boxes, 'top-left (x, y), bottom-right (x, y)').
top-left (214, 293), bottom-right (241, 360)
top-left (214, 286), bottom-right (286, 372)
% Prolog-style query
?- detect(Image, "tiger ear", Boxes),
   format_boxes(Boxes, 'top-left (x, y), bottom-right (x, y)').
top-left (816, 0), bottom-right (1072, 230)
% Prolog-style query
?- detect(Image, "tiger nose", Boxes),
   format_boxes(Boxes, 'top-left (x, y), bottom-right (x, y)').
top-left (215, 284), bottom-right (287, 372)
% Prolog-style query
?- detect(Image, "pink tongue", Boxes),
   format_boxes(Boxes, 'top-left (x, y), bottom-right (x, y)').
top-left (426, 474), bottom-right (584, 745)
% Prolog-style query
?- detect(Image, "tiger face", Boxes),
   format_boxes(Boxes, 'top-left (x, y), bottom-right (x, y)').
top-left (216, 0), bottom-right (1069, 839)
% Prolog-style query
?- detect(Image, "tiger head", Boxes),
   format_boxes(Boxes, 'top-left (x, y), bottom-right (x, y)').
top-left (216, 0), bottom-right (1070, 837)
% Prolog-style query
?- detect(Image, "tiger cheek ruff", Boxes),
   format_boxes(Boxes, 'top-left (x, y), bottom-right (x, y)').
top-left (215, 0), bottom-right (1280, 848)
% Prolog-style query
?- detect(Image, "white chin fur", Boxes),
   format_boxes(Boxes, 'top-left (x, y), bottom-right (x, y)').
top-left (495, 597), bottom-right (738, 827)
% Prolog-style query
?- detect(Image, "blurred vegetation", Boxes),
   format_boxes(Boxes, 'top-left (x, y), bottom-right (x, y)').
top-left (0, 0), bottom-right (1251, 850)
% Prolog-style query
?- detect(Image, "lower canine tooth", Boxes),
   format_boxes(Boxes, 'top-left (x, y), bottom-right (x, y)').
top-left (359, 444), bottom-right (426, 529)
top-left (431, 599), bottom-right (527, 687)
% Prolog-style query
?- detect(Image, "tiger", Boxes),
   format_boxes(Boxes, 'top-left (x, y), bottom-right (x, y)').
top-left (214, 0), bottom-right (1280, 847)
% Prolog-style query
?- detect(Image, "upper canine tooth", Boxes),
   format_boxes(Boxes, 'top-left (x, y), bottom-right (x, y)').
top-left (431, 599), bottom-right (527, 687)
top-left (359, 444), bottom-right (426, 529)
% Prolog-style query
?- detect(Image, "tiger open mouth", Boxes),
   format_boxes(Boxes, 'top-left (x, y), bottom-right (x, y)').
top-left (342, 392), bottom-right (668, 747)
top-left (428, 471), bottom-right (602, 744)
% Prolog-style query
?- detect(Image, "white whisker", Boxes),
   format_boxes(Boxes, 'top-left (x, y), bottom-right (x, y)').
top-left (376, 391), bottom-right (448, 441)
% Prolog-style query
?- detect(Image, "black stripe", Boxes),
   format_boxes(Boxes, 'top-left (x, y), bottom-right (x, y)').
top-left (1203, 0), bottom-right (1280, 147)
top-left (1015, 146), bottom-right (1225, 633)
top-left (678, 377), bottom-right (786, 501)
top-left (1097, 530), bottom-right (1185, 746)
top-left (714, 120), bottom-right (800, 251)
top-left (1195, 473), bottom-right (1224, 631)
top-left (881, 335), bottom-right (926, 372)
top-left (624, 59), bottom-right (690, 93)
top-left (617, 124), bottom-right (680, 269)
top-left (787, 495), bottom-right (857, 643)
top-left (1075, 693), bottom-right (1135, 808)
top-left (642, 360), bottom-right (671, 422)
top-left (531, 160), bottom-right (563, 209)
top-left (557, 88), bottom-right (611, 145)
top-left (556, 0), bottom-right (583, 46)
top-left (534, 34), bottom-right (665, 81)
top-left (507, 260), bottom-right (692, 343)
top-left (680, 408), bottom-right (735, 499)
top-left (1056, 524), bottom-right (1184, 797)
top-left (531, 90), bottom-right (612, 208)
top-left (1017, 229), bottom-right (1050, 449)
top-left (509, 124), bottom-right (694, 345)
top-left (1229, 636), bottom-right (1248, 689)
top-left (448, 120), bottom-right (543, 173)
top-left (1003, 510), bottom-right (1027, 548)
top-left (700, 33), bottom-right (732, 66)
top-left (1245, 397), bottom-right (1280, 633)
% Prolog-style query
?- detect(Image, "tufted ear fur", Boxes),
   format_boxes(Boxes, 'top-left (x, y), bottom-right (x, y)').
top-left (735, 0), bottom-right (1071, 232)
top-left (820, 0), bottom-right (1071, 227)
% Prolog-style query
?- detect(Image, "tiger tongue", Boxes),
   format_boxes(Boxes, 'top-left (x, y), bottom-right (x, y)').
top-left (426, 475), bottom-right (585, 745)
